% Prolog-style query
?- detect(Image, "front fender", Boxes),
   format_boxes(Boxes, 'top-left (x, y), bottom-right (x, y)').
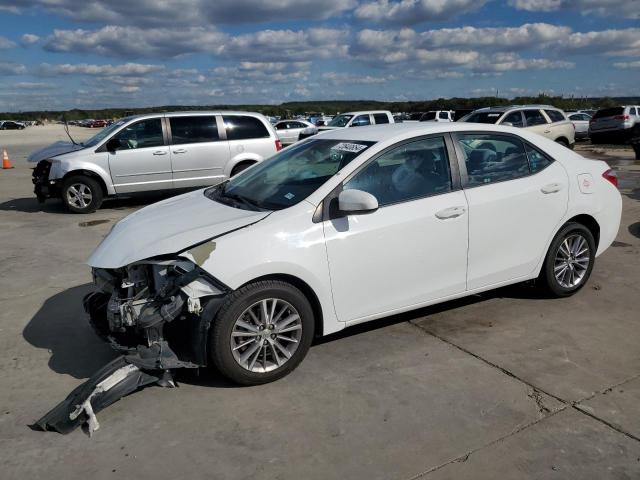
top-left (53, 156), bottom-right (115, 195)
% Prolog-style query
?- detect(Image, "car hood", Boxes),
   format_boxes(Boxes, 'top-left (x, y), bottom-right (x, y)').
top-left (27, 141), bottom-right (86, 163)
top-left (88, 189), bottom-right (271, 269)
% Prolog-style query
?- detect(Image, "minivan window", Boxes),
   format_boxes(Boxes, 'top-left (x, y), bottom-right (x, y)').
top-left (223, 115), bottom-right (269, 140)
top-left (170, 116), bottom-right (219, 145)
top-left (523, 110), bottom-right (548, 127)
top-left (206, 139), bottom-right (375, 211)
top-left (373, 113), bottom-right (389, 124)
top-left (593, 107), bottom-right (623, 119)
top-left (457, 134), bottom-right (530, 186)
top-left (345, 136), bottom-right (451, 206)
top-left (112, 118), bottom-right (164, 149)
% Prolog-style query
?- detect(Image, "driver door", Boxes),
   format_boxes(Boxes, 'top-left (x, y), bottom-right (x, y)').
top-left (107, 117), bottom-right (173, 193)
top-left (323, 135), bottom-right (468, 323)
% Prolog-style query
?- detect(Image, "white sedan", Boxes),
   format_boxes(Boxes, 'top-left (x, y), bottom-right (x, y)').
top-left (86, 123), bottom-right (621, 385)
top-left (274, 119), bottom-right (317, 145)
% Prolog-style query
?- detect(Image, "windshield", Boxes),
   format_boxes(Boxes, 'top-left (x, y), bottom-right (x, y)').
top-left (462, 111), bottom-right (503, 124)
top-left (327, 114), bottom-right (353, 127)
top-left (82, 118), bottom-right (129, 147)
top-left (205, 139), bottom-right (376, 211)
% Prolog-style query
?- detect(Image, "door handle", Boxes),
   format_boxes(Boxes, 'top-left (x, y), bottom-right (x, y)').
top-left (173, 149), bottom-right (187, 154)
top-left (544, 129), bottom-right (551, 133)
top-left (435, 206), bottom-right (466, 220)
top-left (153, 151), bottom-right (168, 155)
top-left (541, 183), bottom-right (562, 194)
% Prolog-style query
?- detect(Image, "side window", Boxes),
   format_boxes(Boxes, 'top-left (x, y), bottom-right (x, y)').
top-left (523, 110), bottom-right (548, 127)
top-left (113, 118), bottom-right (164, 149)
top-left (502, 111), bottom-right (524, 128)
top-left (344, 136), bottom-right (452, 206)
top-left (291, 122), bottom-right (306, 129)
top-left (275, 122), bottom-right (286, 130)
top-left (525, 143), bottom-right (554, 173)
top-left (438, 112), bottom-right (448, 120)
top-left (457, 134), bottom-right (530, 186)
top-left (351, 115), bottom-right (371, 127)
top-left (223, 115), bottom-right (270, 140)
top-left (544, 109), bottom-right (565, 123)
top-left (373, 113), bottom-right (389, 124)
top-left (169, 116), bottom-right (219, 145)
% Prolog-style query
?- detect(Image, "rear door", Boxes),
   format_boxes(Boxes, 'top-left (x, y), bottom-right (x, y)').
top-left (107, 117), bottom-right (172, 193)
top-left (168, 115), bottom-right (229, 188)
top-left (372, 113), bottom-right (390, 125)
top-left (454, 132), bottom-right (568, 289)
top-left (523, 109), bottom-right (551, 139)
top-left (223, 115), bottom-right (275, 164)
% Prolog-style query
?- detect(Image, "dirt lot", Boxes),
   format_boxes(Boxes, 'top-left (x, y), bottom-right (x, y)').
top-left (1, 126), bottom-right (639, 479)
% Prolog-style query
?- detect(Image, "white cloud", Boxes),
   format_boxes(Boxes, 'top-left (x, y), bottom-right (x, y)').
top-left (510, 0), bottom-right (640, 18)
top-left (0, 62), bottom-right (27, 75)
top-left (0, 36), bottom-right (16, 49)
top-left (21, 33), bottom-right (40, 45)
top-left (472, 53), bottom-right (575, 74)
top-left (40, 62), bottom-right (165, 76)
top-left (560, 28), bottom-right (640, 57)
top-left (322, 72), bottom-right (393, 85)
top-left (613, 60), bottom-right (640, 69)
top-left (354, 0), bottom-right (488, 25)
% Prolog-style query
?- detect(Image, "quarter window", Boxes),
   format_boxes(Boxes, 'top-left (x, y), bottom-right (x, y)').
top-left (345, 136), bottom-right (452, 206)
top-left (113, 118), bottom-right (164, 149)
top-left (170, 116), bottom-right (219, 145)
top-left (523, 110), bottom-right (548, 127)
top-left (373, 113), bottom-right (389, 124)
top-left (457, 134), bottom-right (530, 186)
top-left (223, 115), bottom-right (270, 140)
top-left (525, 143), bottom-right (553, 173)
top-left (502, 111), bottom-right (524, 128)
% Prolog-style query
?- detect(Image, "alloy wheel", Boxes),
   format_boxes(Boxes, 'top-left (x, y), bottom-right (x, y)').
top-left (554, 233), bottom-right (591, 288)
top-left (66, 183), bottom-right (93, 209)
top-left (230, 298), bottom-right (302, 373)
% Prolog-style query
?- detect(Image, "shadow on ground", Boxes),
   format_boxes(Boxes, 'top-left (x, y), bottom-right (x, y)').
top-left (22, 281), bottom-right (549, 384)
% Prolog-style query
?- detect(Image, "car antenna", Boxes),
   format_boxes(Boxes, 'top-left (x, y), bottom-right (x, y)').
top-left (62, 115), bottom-right (78, 145)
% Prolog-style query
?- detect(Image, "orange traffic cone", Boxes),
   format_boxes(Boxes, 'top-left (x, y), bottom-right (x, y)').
top-left (2, 148), bottom-right (14, 169)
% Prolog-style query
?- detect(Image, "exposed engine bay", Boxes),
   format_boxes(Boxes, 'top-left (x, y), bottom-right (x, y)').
top-left (35, 257), bottom-right (229, 435)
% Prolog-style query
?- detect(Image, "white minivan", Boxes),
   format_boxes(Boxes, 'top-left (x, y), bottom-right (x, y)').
top-left (30, 111), bottom-right (281, 213)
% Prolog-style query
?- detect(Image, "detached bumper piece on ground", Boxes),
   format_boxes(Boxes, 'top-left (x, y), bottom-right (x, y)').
top-left (35, 260), bottom-right (227, 435)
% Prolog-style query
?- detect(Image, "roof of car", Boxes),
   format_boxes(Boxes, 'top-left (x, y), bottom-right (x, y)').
top-left (475, 105), bottom-right (560, 112)
top-left (340, 110), bottom-right (391, 115)
top-left (122, 111), bottom-right (269, 122)
top-left (313, 121), bottom-right (526, 142)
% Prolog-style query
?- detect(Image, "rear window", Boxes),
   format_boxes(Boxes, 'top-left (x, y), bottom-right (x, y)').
top-left (373, 113), bottom-right (389, 124)
top-left (170, 116), bottom-right (219, 144)
top-left (523, 110), bottom-right (548, 127)
top-left (593, 107), bottom-right (624, 119)
top-left (544, 110), bottom-right (566, 123)
top-left (223, 115), bottom-right (270, 140)
top-left (463, 111), bottom-right (502, 124)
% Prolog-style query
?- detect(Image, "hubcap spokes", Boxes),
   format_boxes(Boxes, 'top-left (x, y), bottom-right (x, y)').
top-left (67, 183), bottom-right (92, 208)
top-left (230, 298), bottom-right (302, 373)
top-left (554, 234), bottom-right (590, 288)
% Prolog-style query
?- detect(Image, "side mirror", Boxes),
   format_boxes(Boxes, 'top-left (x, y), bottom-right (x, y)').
top-left (105, 137), bottom-right (122, 152)
top-left (338, 189), bottom-right (378, 215)
top-left (502, 122), bottom-right (513, 127)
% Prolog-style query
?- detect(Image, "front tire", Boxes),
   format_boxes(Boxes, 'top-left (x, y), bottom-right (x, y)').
top-left (61, 175), bottom-right (103, 213)
top-left (538, 222), bottom-right (596, 297)
top-left (210, 280), bottom-right (315, 385)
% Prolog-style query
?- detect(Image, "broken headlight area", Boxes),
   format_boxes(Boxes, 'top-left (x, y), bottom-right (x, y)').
top-left (35, 258), bottom-right (229, 435)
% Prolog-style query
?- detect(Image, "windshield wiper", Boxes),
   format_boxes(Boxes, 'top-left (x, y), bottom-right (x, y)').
top-left (223, 192), bottom-right (265, 211)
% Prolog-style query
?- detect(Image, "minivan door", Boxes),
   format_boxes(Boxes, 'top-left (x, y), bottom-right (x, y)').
top-left (168, 115), bottom-right (229, 188)
top-left (323, 135), bottom-right (468, 323)
top-left (107, 117), bottom-right (172, 193)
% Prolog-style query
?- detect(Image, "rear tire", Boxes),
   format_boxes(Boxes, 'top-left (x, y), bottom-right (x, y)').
top-left (231, 161), bottom-right (255, 177)
top-left (555, 138), bottom-right (569, 148)
top-left (538, 222), bottom-right (596, 297)
top-left (61, 175), bottom-right (103, 213)
top-left (210, 280), bottom-right (315, 385)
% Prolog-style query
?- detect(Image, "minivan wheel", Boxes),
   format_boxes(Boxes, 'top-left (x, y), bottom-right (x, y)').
top-left (539, 222), bottom-right (596, 297)
top-left (61, 175), bottom-right (103, 213)
top-left (231, 161), bottom-right (255, 177)
top-left (210, 280), bottom-right (315, 385)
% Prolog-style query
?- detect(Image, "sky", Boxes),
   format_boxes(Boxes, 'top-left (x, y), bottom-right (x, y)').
top-left (0, 0), bottom-right (638, 111)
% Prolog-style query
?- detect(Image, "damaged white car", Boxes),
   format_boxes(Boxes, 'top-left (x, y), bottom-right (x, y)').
top-left (37, 123), bottom-right (621, 433)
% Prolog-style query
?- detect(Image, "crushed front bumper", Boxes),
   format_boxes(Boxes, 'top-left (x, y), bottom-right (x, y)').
top-left (32, 160), bottom-right (62, 202)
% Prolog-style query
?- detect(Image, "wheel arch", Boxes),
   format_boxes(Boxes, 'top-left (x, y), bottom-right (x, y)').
top-left (239, 273), bottom-right (325, 337)
top-left (62, 169), bottom-right (109, 196)
top-left (565, 213), bottom-right (600, 249)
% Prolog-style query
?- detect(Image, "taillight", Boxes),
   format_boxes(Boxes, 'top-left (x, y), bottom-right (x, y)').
top-left (614, 115), bottom-right (630, 121)
top-left (602, 169), bottom-right (618, 188)
top-left (275, 139), bottom-right (282, 151)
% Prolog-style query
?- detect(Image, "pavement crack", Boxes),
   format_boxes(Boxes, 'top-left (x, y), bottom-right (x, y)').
top-left (528, 388), bottom-right (551, 416)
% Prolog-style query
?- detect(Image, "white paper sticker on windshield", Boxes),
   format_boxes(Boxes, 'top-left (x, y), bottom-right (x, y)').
top-left (284, 192), bottom-right (295, 200)
top-left (331, 142), bottom-right (368, 153)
